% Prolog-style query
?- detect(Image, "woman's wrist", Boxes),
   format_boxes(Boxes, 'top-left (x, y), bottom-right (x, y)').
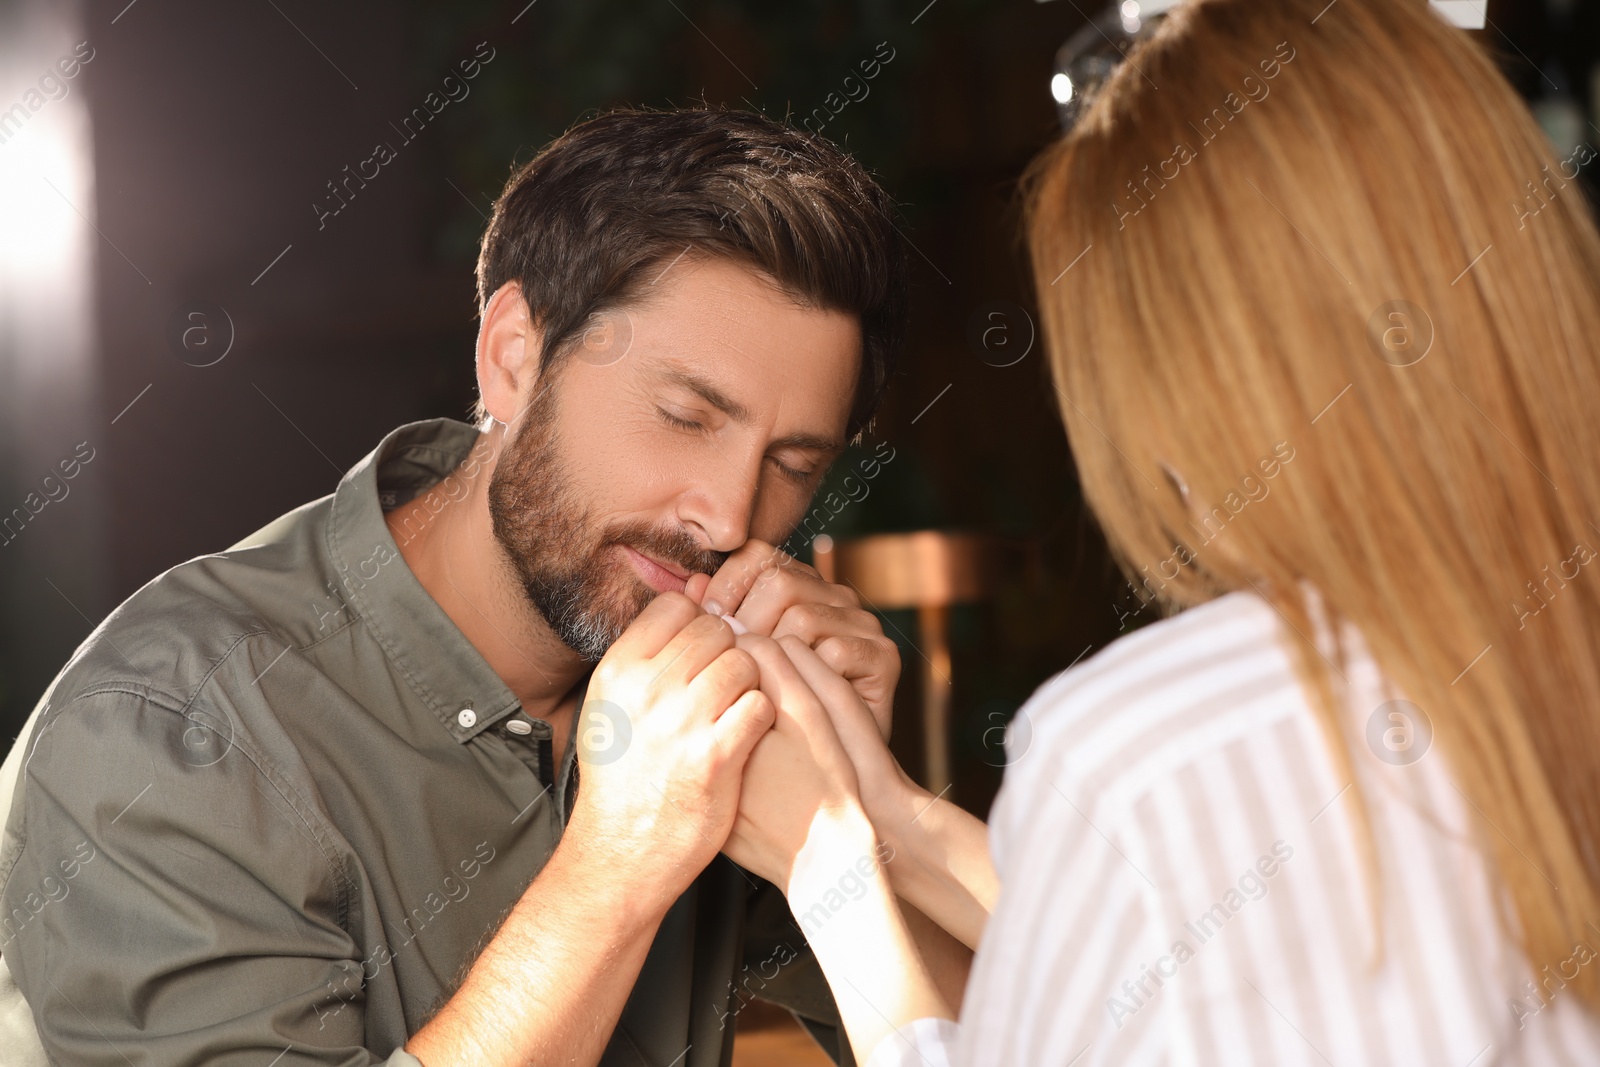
top-left (785, 801), bottom-right (883, 901)
top-left (857, 770), bottom-right (939, 892)
top-left (854, 774), bottom-right (998, 952)
top-left (783, 799), bottom-right (953, 1064)
top-left (784, 799), bottom-right (953, 1067)
top-left (858, 763), bottom-right (926, 852)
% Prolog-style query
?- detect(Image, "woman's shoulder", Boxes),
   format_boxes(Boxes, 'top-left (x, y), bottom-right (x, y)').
top-left (991, 591), bottom-right (1313, 853)
top-left (1008, 590), bottom-right (1300, 758)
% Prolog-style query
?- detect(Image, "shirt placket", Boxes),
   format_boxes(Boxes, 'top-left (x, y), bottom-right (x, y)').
top-left (493, 709), bottom-right (555, 791)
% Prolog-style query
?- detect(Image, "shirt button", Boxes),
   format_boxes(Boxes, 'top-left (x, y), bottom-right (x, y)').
top-left (457, 708), bottom-right (477, 728)
top-left (505, 718), bottom-right (533, 736)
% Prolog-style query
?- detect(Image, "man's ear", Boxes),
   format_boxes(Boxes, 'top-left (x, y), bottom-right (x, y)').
top-left (476, 281), bottom-right (545, 426)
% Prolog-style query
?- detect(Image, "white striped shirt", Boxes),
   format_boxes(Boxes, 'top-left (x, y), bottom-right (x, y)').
top-left (869, 590), bottom-right (1600, 1066)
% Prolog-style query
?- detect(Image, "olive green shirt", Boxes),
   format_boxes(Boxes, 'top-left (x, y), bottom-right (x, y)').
top-left (0, 418), bottom-right (849, 1067)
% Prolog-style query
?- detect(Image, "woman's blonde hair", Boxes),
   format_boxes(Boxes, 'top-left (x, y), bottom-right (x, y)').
top-left (1024, 0), bottom-right (1600, 1001)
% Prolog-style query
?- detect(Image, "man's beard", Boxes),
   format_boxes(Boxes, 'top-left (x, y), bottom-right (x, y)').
top-left (486, 376), bottom-right (730, 661)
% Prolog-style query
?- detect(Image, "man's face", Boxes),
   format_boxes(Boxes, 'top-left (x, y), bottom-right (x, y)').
top-left (487, 256), bottom-right (861, 660)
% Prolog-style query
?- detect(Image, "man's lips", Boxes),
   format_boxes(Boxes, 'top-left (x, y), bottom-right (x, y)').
top-left (619, 544), bottom-right (692, 594)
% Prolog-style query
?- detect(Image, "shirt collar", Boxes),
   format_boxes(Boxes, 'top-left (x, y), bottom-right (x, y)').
top-left (325, 418), bottom-right (524, 744)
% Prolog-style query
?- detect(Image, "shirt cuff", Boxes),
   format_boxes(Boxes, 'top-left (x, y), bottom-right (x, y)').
top-left (865, 1016), bottom-right (960, 1067)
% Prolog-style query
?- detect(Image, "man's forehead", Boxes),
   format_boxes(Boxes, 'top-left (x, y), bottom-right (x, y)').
top-left (625, 250), bottom-right (856, 337)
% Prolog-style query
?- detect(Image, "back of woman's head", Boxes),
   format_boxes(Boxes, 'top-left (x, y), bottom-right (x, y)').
top-left (1024, 0), bottom-right (1600, 997)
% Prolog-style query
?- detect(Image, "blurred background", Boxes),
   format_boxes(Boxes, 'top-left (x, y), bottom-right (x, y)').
top-left (0, 0), bottom-right (1595, 1060)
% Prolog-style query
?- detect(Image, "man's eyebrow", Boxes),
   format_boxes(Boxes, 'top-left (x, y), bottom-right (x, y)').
top-left (653, 361), bottom-right (846, 456)
top-left (654, 363), bottom-right (753, 423)
top-left (770, 430), bottom-right (847, 458)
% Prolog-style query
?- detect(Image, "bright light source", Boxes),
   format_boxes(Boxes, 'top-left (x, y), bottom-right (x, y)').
top-left (1429, 0), bottom-right (1487, 28)
top-left (0, 25), bottom-right (100, 426)
top-left (0, 121), bottom-right (86, 281)
top-left (1120, 1), bottom-right (1140, 17)
top-left (1050, 72), bottom-right (1074, 104)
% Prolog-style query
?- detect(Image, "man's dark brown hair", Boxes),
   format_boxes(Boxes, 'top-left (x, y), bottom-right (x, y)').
top-left (473, 105), bottom-right (908, 442)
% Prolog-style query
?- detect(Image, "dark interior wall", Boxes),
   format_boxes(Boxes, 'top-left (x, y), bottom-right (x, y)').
top-left (0, 0), bottom-right (485, 760)
top-left (89, 0), bottom-right (481, 590)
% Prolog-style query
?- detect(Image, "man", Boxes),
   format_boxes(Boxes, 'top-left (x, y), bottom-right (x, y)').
top-left (0, 106), bottom-right (975, 1066)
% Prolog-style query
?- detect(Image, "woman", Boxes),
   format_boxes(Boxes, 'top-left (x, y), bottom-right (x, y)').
top-left (728, 0), bottom-right (1600, 1063)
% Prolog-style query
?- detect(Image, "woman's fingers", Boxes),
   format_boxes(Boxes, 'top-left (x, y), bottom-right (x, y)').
top-left (777, 634), bottom-right (883, 741)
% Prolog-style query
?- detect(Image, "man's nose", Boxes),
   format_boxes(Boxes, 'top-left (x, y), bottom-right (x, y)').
top-left (677, 461), bottom-right (759, 554)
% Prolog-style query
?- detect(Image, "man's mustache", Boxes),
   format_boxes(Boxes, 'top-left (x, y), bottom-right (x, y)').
top-left (608, 522), bottom-right (728, 580)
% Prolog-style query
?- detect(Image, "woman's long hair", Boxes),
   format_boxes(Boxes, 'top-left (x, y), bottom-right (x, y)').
top-left (1024, 0), bottom-right (1600, 1001)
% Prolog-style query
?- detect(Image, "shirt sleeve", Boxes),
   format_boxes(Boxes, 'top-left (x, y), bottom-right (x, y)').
top-left (0, 688), bottom-right (405, 1066)
top-left (865, 1017), bottom-right (959, 1067)
top-left (952, 713), bottom-right (1160, 1067)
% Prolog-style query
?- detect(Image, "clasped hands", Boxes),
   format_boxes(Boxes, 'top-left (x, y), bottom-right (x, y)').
top-left (571, 537), bottom-right (915, 901)
top-left (570, 539), bottom-right (988, 1061)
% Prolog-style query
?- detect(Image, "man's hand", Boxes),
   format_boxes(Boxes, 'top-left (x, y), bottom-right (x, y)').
top-left (685, 539), bottom-right (900, 741)
top-left (567, 591), bottom-right (775, 911)
top-left (407, 592), bottom-right (776, 1067)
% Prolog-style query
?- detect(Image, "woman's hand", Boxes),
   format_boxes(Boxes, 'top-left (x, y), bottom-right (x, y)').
top-left (777, 636), bottom-right (1000, 952)
top-left (718, 637), bottom-right (951, 1066)
top-left (766, 627), bottom-right (916, 816)
top-left (719, 632), bottom-right (866, 892)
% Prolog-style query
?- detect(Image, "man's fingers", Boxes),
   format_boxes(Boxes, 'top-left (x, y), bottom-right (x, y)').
top-left (733, 632), bottom-right (825, 728)
top-left (606, 590), bottom-right (706, 662)
top-left (812, 634), bottom-right (892, 680)
top-left (771, 602), bottom-right (896, 736)
top-left (683, 645), bottom-right (760, 723)
top-left (712, 688), bottom-right (775, 769)
top-left (771, 602), bottom-right (886, 653)
top-left (729, 564), bottom-right (856, 637)
top-left (650, 610), bottom-right (737, 689)
top-left (814, 636), bottom-right (895, 740)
